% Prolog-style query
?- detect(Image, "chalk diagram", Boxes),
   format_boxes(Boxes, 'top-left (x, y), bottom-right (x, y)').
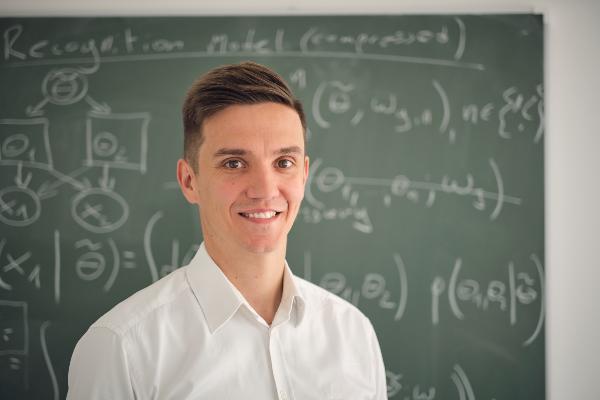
top-left (0, 59), bottom-right (149, 233)
top-left (0, 57), bottom-right (151, 397)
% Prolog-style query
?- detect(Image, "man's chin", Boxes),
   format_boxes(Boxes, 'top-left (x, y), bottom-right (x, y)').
top-left (241, 237), bottom-right (285, 255)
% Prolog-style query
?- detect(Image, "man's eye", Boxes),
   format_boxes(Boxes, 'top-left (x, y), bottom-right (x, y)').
top-left (224, 159), bottom-right (244, 169)
top-left (276, 159), bottom-right (294, 168)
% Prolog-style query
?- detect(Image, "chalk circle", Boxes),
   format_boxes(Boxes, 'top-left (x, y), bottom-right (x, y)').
top-left (43, 68), bottom-right (88, 106)
top-left (76, 252), bottom-right (106, 281)
top-left (2, 134), bottom-right (30, 158)
top-left (319, 272), bottom-right (346, 294)
top-left (0, 186), bottom-right (41, 227)
top-left (316, 167), bottom-right (345, 192)
top-left (92, 131), bottom-right (118, 157)
top-left (329, 91), bottom-right (352, 114)
top-left (362, 273), bottom-right (386, 299)
top-left (71, 188), bottom-right (129, 234)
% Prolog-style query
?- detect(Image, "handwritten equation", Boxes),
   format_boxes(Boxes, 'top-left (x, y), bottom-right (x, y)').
top-left (304, 251), bottom-right (544, 347)
top-left (386, 364), bottom-right (494, 400)
top-left (311, 79), bottom-right (543, 144)
top-left (302, 157), bottom-right (522, 234)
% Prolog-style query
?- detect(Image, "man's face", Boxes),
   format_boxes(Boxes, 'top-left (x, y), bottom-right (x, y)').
top-left (179, 102), bottom-right (309, 256)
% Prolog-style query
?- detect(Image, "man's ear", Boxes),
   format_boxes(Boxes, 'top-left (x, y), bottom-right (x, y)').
top-left (177, 158), bottom-right (200, 204)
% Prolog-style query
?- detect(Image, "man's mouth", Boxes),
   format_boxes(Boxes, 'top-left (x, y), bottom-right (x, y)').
top-left (239, 211), bottom-right (282, 219)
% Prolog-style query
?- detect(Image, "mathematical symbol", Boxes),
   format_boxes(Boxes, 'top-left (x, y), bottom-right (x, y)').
top-left (9, 356), bottom-right (21, 370)
top-left (3, 252), bottom-right (31, 274)
top-left (75, 239), bottom-right (102, 251)
top-left (114, 148), bottom-right (128, 163)
top-left (2, 328), bottom-right (13, 342)
top-left (81, 202), bottom-right (103, 218)
top-left (15, 205), bottom-right (29, 219)
top-left (27, 265), bottom-right (41, 288)
top-left (517, 272), bottom-right (535, 285)
top-left (81, 203), bottom-right (109, 226)
top-left (386, 371), bottom-right (403, 397)
top-left (0, 199), bottom-right (17, 214)
top-left (123, 251), bottom-right (137, 269)
top-left (350, 109), bottom-right (364, 125)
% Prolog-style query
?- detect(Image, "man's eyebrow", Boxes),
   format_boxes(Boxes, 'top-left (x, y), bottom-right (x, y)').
top-left (213, 146), bottom-right (304, 157)
top-left (276, 146), bottom-right (304, 155)
top-left (213, 148), bottom-right (247, 157)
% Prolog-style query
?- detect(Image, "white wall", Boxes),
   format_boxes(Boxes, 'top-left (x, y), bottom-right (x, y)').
top-left (2, 1), bottom-right (599, 398)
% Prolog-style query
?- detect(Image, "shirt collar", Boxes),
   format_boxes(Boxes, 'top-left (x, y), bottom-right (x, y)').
top-left (185, 243), bottom-right (306, 333)
top-left (273, 259), bottom-right (306, 328)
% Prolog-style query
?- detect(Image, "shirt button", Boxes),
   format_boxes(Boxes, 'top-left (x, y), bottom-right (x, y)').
top-left (279, 391), bottom-right (288, 400)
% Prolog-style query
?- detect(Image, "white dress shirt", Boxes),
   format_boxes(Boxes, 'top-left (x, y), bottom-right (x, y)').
top-left (67, 243), bottom-right (387, 400)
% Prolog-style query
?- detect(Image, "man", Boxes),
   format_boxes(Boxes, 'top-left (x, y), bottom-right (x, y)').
top-left (67, 61), bottom-right (387, 399)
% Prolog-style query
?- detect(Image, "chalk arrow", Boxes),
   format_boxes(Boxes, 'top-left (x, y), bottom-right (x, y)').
top-left (86, 95), bottom-right (111, 114)
top-left (99, 164), bottom-right (110, 190)
top-left (15, 163), bottom-right (32, 188)
top-left (36, 181), bottom-right (58, 200)
top-left (77, 178), bottom-right (92, 191)
top-left (25, 98), bottom-right (49, 117)
top-left (40, 167), bottom-right (90, 193)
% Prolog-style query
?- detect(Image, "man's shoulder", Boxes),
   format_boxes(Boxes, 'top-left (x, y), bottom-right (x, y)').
top-left (294, 275), bottom-right (371, 325)
top-left (91, 266), bottom-right (192, 336)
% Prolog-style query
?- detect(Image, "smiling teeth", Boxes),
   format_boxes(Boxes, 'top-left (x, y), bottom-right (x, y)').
top-left (243, 211), bottom-right (277, 219)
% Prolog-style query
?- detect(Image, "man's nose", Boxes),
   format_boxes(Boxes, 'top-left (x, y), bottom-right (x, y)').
top-left (246, 165), bottom-right (279, 200)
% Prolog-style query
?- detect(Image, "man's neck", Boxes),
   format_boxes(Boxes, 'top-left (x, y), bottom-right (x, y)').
top-left (204, 240), bottom-right (286, 325)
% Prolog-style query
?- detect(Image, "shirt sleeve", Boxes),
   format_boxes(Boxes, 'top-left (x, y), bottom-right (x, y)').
top-left (369, 321), bottom-right (388, 400)
top-left (66, 326), bottom-right (136, 400)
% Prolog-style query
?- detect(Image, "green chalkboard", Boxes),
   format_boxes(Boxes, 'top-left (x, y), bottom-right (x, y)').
top-left (0, 15), bottom-right (544, 399)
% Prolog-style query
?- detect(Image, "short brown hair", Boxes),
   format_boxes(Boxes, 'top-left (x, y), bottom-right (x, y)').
top-left (182, 61), bottom-right (306, 170)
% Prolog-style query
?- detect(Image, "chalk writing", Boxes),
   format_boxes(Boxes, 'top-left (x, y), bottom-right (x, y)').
top-left (386, 364), bottom-right (495, 400)
top-left (3, 22), bottom-right (483, 70)
top-left (40, 321), bottom-right (59, 400)
top-left (305, 252), bottom-right (407, 321)
top-left (303, 157), bottom-right (521, 233)
top-left (3, 25), bottom-right (183, 62)
top-left (143, 211), bottom-right (201, 282)
top-left (311, 79), bottom-right (544, 144)
top-left (0, 240), bottom-right (41, 291)
top-left (0, 15), bottom-right (544, 400)
top-left (0, 300), bottom-right (29, 389)
top-left (431, 254), bottom-right (545, 345)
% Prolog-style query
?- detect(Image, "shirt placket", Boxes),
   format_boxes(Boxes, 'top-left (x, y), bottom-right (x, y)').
top-left (268, 325), bottom-right (293, 400)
